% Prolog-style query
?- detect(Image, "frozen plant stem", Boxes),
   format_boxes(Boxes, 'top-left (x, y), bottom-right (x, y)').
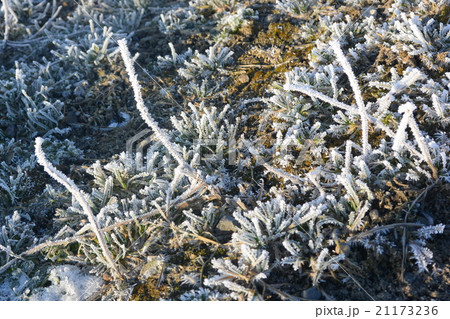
top-left (283, 82), bottom-right (357, 114)
top-left (374, 68), bottom-right (424, 119)
top-left (28, 4), bottom-right (62, 40)
top-left (401, 104), bottom-right (438, 180)
top-left (392, 103), bottom-right (413, 153)
top-left (284, 56), bottom-right (429, 171)
top-left (263, 163), bottom-right (305, 185)
top-left (331, 41), bottom-right (370, 157)
top-left (344, 140), bottom-right (353, 174)
top-left (2, 0), bottom-right (10, 45)
top-left (118, 39), bottom-right (187, 167)
top-left (118, 39), bottom-right (220, 196)
top-left (35, 137), bottom-right (123, 280)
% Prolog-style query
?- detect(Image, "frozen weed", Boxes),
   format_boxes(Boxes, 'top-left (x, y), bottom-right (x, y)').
top-left (0, 0), bottom-right (448, 301)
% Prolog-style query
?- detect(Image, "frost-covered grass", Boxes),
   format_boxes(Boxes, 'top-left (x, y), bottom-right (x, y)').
top-left (0, 0), bottom-right (448, 301)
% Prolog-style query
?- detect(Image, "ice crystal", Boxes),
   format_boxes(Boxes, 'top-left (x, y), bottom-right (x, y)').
top-left (29, 265), bottom-right (102, 301)
top-left (0, 0), bottom-right (448, 301)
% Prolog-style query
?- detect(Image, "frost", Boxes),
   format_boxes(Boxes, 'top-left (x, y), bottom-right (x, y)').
top-left (29, 265), bottom-right (102, 301)
top-left (0, 0), bottom-right (448, 301)
top-left (276, 0), bottom-right (317, 16)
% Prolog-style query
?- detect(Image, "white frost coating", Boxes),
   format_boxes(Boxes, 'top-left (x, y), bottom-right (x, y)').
top-left (35, 137), bottom-right (122, 279)
top-left (405, 107), bottom-right (438, 180)
top-left (29, 265), bottom-right (102, 301)
top-left (374, 68), bottom-right (424, 118)
top-left (118, 38), bottom-right (221, 196)
top-left (2, 0), bottom-right (10, 43)
top-left (118, 38), bottom-right (187, 169)
top-left (392, 103), bottom-right (415, 152)
top-left (283, 82), bottom-right (358, 114)
top-left (391, 68), bottom-right (424, 93)
top-left (431, 94), bottom-right (444, 118)
top-left (0, 271), bottom-right (29, 301)
top-left (392, 102), bottom-right (438, 179)
top-left (330, 40), bottom-right (370, 157)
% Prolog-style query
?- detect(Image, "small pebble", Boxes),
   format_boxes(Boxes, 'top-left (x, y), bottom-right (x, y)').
top-left (216, 215), bottom-right (238, 232)
top-left (237, 74), bottom-right (250, 84)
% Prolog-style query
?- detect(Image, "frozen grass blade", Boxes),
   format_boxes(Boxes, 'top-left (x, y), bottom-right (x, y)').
top-left (118, 38), bottom-right (222, 198)
top-left (392, 103), bottom-right (414, 153)
top-left (393, 103), bottom-right (438, 179)
top-left (283, 82), bottom-right (358, 114)
top-left (2, 0), bottom-right (10, 45)
top-left (330, 40), bottom-right (370, 157)
top-left (118, 39), bottom-right (187, 168)
top-left (35, 137), bottom-right (123, 280)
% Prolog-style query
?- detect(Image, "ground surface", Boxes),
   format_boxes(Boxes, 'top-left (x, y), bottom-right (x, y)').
top-left (0, 0), bottom-right (449, 301)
